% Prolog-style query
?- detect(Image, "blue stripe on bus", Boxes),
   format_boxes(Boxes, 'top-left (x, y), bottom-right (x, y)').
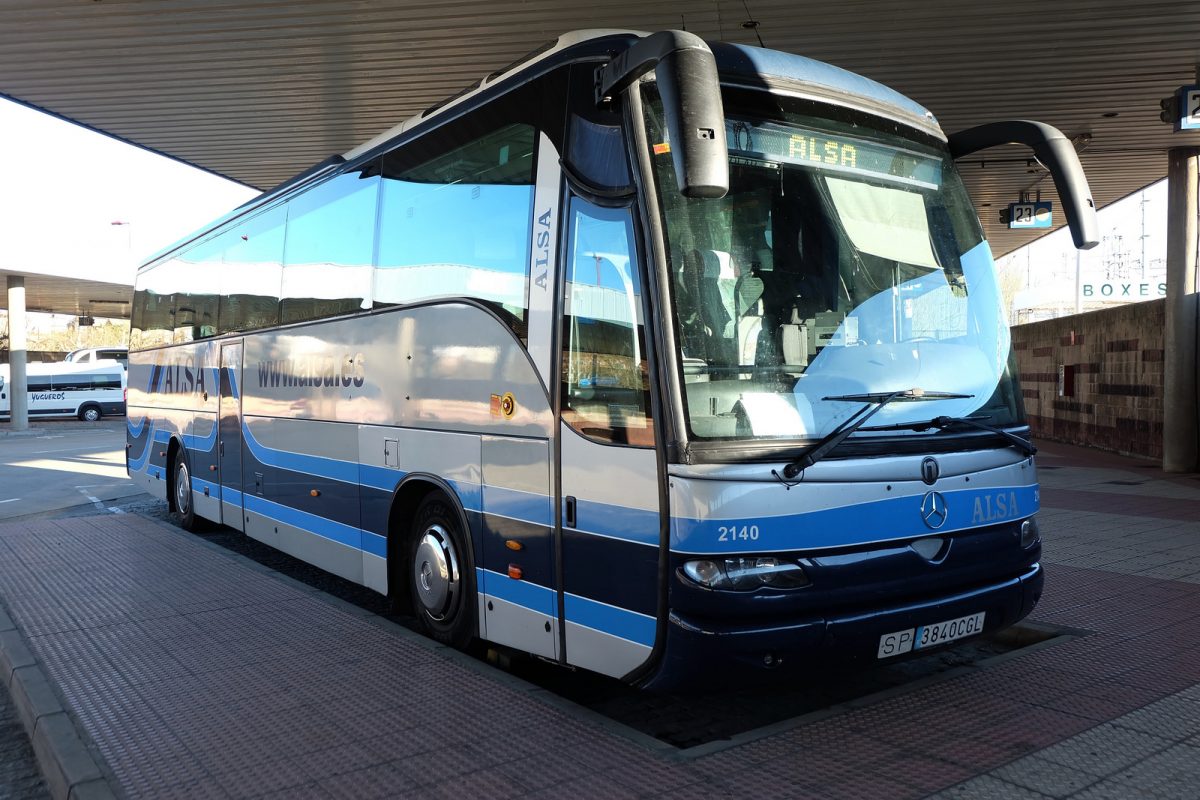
top-left (571, 497), bottom-right (658, 547)
top-left (564, 592), bottom-right (656, 647)
top-left (132, 411), bottom-right (650, 551)
top-left (483, 484), bottom-right (552, 527)
top-left (127, 415), bottom-right (147, 437)
top-left (241, 422), bottom-right (360, 483)
top-left (192, 477), bottom-right (218, 496)
top-left (127, 423), bottom-right (170, 472)
top-left (244, 494), bottom-right (361, 551)
top-left (478, 569), bottom-right (655, 648)
top-left (670, 484), bottom-right (1040, 554)
top-left (183, 422), bottom-right (218, 453)
top-left (359, 464), bottom-right (406, 493)
top-left (477, 568), bottom-right (555, 612)
top-left (221, 486), bottom-right (243, 505)
top-left (455, 481), bottom-right (482, 514)
top-left (362, 531), bottom-right (387, 558)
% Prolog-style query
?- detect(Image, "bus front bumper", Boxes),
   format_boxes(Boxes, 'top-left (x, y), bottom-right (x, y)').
top-left (640, 562), bottom-right (1042, 691)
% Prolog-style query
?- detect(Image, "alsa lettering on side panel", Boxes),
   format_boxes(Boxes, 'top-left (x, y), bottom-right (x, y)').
top-left (533, 208), bottom-right (551, 290)
top-left (971, 491), bottom-right (1020, 525)
top-left (256, 354), bottom-right (365, 390)
top-left (154, 360), bottom-right (209, 395)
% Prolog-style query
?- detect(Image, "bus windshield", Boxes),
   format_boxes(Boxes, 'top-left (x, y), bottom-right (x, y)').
top-left (644, 86), bottom-right (1024, 444)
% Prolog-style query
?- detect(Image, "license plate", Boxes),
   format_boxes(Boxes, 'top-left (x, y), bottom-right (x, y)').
top-left (877, 612), bottom-right (985, 659)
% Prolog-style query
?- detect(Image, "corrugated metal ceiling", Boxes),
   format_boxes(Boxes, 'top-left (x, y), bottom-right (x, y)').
top-left (2, 0), bottom-right (1198, 256)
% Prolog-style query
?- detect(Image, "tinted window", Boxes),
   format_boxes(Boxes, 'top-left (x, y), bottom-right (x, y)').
top-left (53, 373), bottom-right (118, 391)
top-left (564, 63), bottom-right (631, 190)
top-left (376, 122), bottom-right (535, 337)
top-left (220, 204), bottom-right (286, 333)
top-left (280, 167), bottom-right (379, 325)
top-left (172, 231), bottom-right (225, 342)
top-left (131, 257), bottom-right (186, 349)
top-left (561, 197), bottom-right (653, 446)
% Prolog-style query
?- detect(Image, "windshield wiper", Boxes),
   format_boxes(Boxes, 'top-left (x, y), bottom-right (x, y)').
top-left (860, 414), bottom-right (1037, 457)
top-left (778, 388), bottom-right (973, 479)
top-left (932, 416), bottom-right (1038, 456)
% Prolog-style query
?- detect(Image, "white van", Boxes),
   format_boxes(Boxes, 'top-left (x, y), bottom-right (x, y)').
top-left (0, 361), bottom-right (126, 421)
top-left (65, 347), bottom-right (129, 369)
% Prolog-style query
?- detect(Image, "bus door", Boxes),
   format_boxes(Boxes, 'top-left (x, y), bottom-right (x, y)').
top-left (476, 129), bottom-right (563, 661)
top-left (218, 341), bottom-right (245, 531)
top-left (556, 194), bottom-right (662, 680)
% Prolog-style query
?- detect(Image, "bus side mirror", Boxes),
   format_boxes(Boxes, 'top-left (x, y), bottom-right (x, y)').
top-left (597, 30), bottom-right (729, 199)
top-left (948, 120), bottom-right (1099, 250)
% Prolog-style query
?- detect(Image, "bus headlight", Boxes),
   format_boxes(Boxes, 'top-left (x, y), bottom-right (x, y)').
top-left (681, 557), bottom-right (810, 591)
top-left (1020, 517), bottom-right (1040, 549)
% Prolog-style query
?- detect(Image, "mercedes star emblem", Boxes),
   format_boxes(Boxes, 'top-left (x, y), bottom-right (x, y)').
top-left (920, 491), bottom-right (949, 529)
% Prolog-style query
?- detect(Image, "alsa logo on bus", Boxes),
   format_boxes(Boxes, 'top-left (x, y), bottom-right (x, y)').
top-left (257, 354), bottom-right (365, 389)
top-left (533, 208), bottom-right (551, 290)
top-left (971, 490), bottom-right (1020, 525)
top-left (152, 361), bottom-right (210, 395)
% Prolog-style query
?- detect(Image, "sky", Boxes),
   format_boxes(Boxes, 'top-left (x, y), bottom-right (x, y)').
top-left (0, 97), bottom-right (259, 286)
top-left (994, 179), bottom-right (1168, 322)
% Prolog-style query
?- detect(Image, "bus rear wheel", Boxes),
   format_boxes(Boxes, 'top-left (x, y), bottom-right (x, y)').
top-left (78, 405), bottom-right (101, 422)
top-left (171, 451), bottom-right (200, 532)
top-left (408, 493), bottom-right (474, 650)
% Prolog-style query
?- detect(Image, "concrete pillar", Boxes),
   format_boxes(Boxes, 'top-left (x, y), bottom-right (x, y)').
top-left (1163, 148), bottom-right (1200, 472)
top-left (6, 276), bottom-right (29, 431)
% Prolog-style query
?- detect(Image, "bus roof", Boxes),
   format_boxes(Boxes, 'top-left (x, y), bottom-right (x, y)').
top-left (345, 30), bottom-right (940, 162)
top-left (708, 42), bottom-right (937, 134)
top-left (138, 29), bottom-right (940, 274)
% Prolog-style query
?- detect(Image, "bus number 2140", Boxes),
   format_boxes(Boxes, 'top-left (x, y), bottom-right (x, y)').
top-left (718, 524), bottom-right (760, 542)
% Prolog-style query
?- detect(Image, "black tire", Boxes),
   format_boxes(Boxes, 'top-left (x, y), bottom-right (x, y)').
top-left (408, 492), bottom-right (475, 650)
top-left (78, 404), bottom-right (102, 422)
top-left (171, 449), bottom-right (201, 532)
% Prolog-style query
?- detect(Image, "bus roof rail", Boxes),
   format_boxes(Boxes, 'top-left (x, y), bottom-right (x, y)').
top-left (597, 30), bottom-right (728, 199)
top-left (241, 154), bottom-right (347, 209)
top-left (422, 79), bottom-right (485, 119)
top-left (948, 120), bottom-right (1099, 250)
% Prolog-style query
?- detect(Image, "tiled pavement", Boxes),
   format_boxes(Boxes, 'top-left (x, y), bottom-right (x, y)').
top-left (0, 441), bottom-right (1197, 799)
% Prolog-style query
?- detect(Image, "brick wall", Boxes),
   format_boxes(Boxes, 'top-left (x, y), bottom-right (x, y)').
top-left (1011, 299), bottom-right (1164, 459)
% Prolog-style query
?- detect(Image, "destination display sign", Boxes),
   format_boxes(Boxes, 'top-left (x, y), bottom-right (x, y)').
top-left (1007, 201), bottom-right (1053, 229)
top-left (726, 119), bottom-right (943, 189)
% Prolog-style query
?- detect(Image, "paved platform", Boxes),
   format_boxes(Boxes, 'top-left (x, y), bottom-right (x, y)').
top-left (1, 441), bottom-right (1198, 799)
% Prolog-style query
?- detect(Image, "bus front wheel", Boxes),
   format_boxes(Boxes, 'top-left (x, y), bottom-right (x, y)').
top-left (408, 493), bottom-right (474, 650)
top-left (78, 405), bottom-right (101, 422)
top-left (171, 450), bottom-right (200, 531)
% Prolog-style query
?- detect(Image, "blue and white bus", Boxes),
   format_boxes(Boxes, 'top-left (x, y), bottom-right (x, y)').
top-left (127, 30), bottom-right (1097, 688)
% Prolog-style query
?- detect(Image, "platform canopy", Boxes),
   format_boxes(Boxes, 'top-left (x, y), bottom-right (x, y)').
top-left (0, 268), bottom-right (130, 316)
top-left (2, 0), bottom-right (1198, 274)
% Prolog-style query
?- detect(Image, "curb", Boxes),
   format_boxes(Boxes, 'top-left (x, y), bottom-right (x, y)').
top-left (0, 603), bottom-right (120, 800)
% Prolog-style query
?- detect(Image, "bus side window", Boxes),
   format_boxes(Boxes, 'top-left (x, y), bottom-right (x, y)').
top-left (560, 196), bottom-right (654, 447)
top-left (131, 263), bottom-right (181, 350)
top-left (220, 204), bottom-right (286, 334)
top-left (173, 231), bottom-right (225, 342)
top-left (280, 167), bottom-right (379, 325)
top-left (376, 122), bottom-right (537, 342)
